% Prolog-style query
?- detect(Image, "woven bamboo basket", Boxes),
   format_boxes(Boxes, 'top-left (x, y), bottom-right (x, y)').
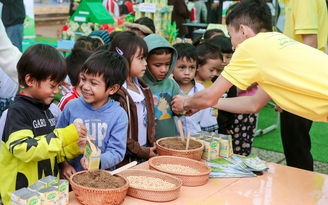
top-left (148, 156), bottom-right (212, 187)
top-left (156, 137), bottom-right (204, 161)
top-left (70, 170), bottom-right (129, 205)
top-left (117, 169), bottom-right (182, 202)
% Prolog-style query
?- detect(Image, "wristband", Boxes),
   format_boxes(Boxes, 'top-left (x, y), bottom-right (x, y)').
top-left (181, 97), bottom-right (188, 112)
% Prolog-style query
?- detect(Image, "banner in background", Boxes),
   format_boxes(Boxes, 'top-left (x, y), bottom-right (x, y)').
top-left (24, 0), bottom-right (36, 38)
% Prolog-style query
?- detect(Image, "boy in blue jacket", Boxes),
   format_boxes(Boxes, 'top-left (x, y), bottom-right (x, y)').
top-left (56, 50), bottom-right (129, 179)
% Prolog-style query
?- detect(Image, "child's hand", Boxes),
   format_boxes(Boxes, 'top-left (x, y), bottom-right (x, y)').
top-left (184, 108), bottom-right (200, 116)
top-left (226, 128), bottom-right (234, 135)
top-left (149, 142), bottom-right (157, 158)
top-left (60, 161), bottom-right (76, 180)
top-left (60, 80), bottom-right (72, 95)
top-left (80, 156), bottom-right (88, 170)
top-left (77, 139), bottom-right (86, 153)
top-left (171, 95), bottom-right (185, 114)
top-left (274, 105), bottom-right (283, 113)
top-left (73, 118), bottom-right (87, 139)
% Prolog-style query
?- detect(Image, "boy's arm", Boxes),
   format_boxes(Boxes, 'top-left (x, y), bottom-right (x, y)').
top-left (55, 125), bottom-right (83, 163)
top-left (302, 34), bottom-right (318, 49)
top-left (172, 75), bottom-right (232, 113)
top-left (214, 86), bottom-right (271, 114)
top-left (171, 80), bottom-right (183, 117)
top-left (100, 111), bottom-right (128, 170)
top-left (5, 115), bottom-right (80, 163)
top-left (126, 138), bottom-right (150, 160)
top-left (55, 107), bottom-right (84, 163)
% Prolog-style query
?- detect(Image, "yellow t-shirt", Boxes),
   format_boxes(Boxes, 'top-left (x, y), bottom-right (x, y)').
top-left (221, 32), bottom-right (328, 122)
top-left (283, 0), bottom-right (328, 52)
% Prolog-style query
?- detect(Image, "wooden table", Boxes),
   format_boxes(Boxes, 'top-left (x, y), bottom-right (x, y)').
top-left (68, 162), bottom-right (328, 205)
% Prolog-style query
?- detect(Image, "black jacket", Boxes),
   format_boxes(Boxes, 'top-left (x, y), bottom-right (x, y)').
top-left (0, 0), bottom-right (26, 27)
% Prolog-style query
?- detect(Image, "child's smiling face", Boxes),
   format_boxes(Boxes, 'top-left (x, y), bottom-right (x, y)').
top-left (23, 77), bottom-right (62, 105)
top-left (80, 72), bottom-right (118, 109)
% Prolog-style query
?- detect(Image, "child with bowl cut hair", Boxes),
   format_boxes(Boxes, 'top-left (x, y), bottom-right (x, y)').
top-left (56, 50), bottom-right (129, 178)
top-left (0, 44), bottom-right (87, 205)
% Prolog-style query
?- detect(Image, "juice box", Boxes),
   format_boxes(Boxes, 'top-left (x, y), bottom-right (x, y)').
top-left (84, 141), bottom-right (101, 170)
top-left (38, 175), bottom-right (58, 187)
top-left (53, 179), bottom-right (69, 205)
top-left (38, 186), bottom-right (58, 205)
top-left (19, 192), bottom-right (41, 205)
top-left (11, 187), bottom-right (32, 205)
top-left (202, 137), bottom-right (220, 161)
top-left (28, 181), bottom-right (47, 192)
top-left (219, 135), bottom-right (233, 157)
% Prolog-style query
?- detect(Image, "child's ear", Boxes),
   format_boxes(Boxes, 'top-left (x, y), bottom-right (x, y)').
top-left (107, 84), bottom-right (121, 95)
top-left (25, 74), bottom-right (35, 87)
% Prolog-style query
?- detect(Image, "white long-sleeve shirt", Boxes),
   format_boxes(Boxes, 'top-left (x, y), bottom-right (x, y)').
top-left (0, 19), bottom-right (21, 83)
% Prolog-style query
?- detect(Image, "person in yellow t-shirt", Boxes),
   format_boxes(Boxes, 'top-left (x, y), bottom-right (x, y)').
top-left (274, 0), bottom-right (328, 172)
top-left (171, 0), bottom-right (328, 131)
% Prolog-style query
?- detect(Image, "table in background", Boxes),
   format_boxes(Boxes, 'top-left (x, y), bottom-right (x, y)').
top-left (182, 23), bottom-right (208, 40)
top-left (69, 162), bottom-right (328, 205)
top-left (182, 23), bottom-right (209, 29)
top-left (57, 48), bottom-right (71, 57)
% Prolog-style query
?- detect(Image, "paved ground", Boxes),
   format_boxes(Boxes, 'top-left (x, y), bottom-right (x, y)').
top-left (251, 148), bottom-right (328, 175)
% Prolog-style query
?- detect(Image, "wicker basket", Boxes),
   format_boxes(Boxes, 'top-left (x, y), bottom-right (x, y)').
top-left (156, 137), bottom-right (204, 161)
top-left (148, 156), bottom-right (211, 187)
top-left (70, 170), bottom-right (129, 205)
top-left (117, 169), bottom-right (182, 202)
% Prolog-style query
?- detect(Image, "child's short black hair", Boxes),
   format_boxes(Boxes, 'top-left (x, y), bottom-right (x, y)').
top-left (81, 50), bottom-right (128, 90)
top-left (204, 29), bottom-right (225, 40)
top-left (109, 31), bottom-right (148, 67)
top-left (66, 48), bottom-right (93, 87)
top-left (173, 43), bottom-right (198, 65)
top-left (208, 36), bottom-right (233, 54)
top-left (192, 28), bottom-right (225, 46)
top-left (94, 44), bottom-right (110, 52)
top-left (196, 41), bottom-right (223, 66)
top-left (17, 44), bottom-right (67, 88)
top-left (133, 16), bottom-right (156, 34)
top-left (109, 31), bottom-right (122, 42)
top-left (148, 47), bottom-right (173, 56)
top-left (225, 0), bottom-right (272, 33)
top-left (73, 36), bottom-right (98, 51)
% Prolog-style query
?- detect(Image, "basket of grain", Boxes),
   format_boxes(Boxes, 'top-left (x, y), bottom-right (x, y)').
top-left (148, 156), bottom-right (212, 186)
top-left (117, 169), bottom-right (182, 202)
top-left (70, 170), bottom-right (129, 205)
top-left (156, 137), bottom-right (204, 161)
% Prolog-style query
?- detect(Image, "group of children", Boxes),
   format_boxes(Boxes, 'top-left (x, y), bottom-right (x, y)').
top-left (0, 11), bottom-right (253, 205)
